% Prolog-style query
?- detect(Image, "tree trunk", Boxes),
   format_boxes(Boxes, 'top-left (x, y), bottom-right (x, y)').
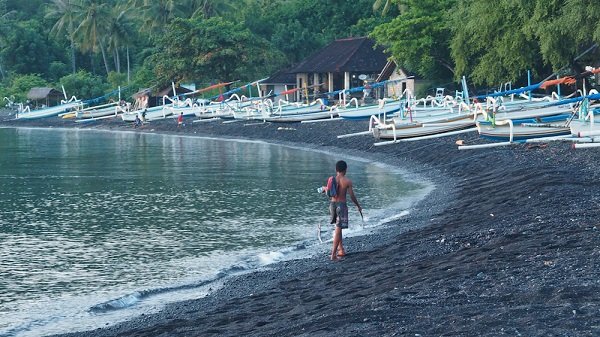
top-left (99, 41), bottom-right (110, 75)
top-left (91, 52), bottom-right (96, 75)
top-left (68, 22), bottom-right (76, 74)
top-left (113, 49), bottom-right (118, 72)
top-left (113, 48), bottom-right (121, 73)
top-left (127, 45), bottom-right (130, 83)
top-left (116, 47), bottom-right (121, 74)
top-left (437, 59), bottom-right (455, 75)
top-left (69, 23), bottom-right (77, 74)
top-left (70, 36), bottom-right (76, 73)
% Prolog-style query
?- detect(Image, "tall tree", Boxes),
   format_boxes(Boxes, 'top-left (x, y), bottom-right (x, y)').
top-left (0, 0), bottom-right (11, 80)
top-left (529, 0), bottom-right (600, 71)
top-left (0, 20), bottom-right (57, 76)
top-left (450, 1), bottom-right (545, 86)
top-left (372, 0), bottom-right (403, 16)
top-left (73, 0), bottom-right (111, 75)
top-left (128, 0), bottom-right (187, 35)
top-left (244, 0), bottom-right (377, 64)
top-left (450, 0), bottom-right (600, 86)
top-left (150, 16), bottom-right (285, 85)
top-left (106, 5), bottom-right (135, 75)
top-left (190, 0), bottom-right (235, 19)
top-left (46, 0), bottom-right (82, 74)
top-left (372, 0), bottom-right (456, 80)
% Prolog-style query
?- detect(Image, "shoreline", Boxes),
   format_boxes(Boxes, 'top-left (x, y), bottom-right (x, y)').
top-left (3, 112), bottom-right (600, 336)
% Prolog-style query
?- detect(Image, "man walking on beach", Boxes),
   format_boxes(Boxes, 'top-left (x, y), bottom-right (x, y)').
top-left (329, 160), bottom-right (362, 261)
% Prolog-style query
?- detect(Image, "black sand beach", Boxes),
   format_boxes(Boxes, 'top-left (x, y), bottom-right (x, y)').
top-left (2, 111), bottom-right (600, 336)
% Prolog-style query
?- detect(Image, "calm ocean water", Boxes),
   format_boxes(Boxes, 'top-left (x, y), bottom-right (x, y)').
top-left (0, 127), bottom-right (430, 337)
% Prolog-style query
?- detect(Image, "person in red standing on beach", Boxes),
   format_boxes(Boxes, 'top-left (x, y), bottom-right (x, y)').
top-left (329, 160), bottom-right (362, 261)
top-left (177, 112), bottom-right (183, 127)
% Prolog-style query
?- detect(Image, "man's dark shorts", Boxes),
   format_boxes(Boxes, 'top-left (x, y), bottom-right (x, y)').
top-left (329, 201), bottom-right (348, 229)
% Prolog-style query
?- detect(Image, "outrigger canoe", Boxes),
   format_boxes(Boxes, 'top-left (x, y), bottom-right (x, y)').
top-left (477, 122), bottom-right (571, 141)
top-left (16, 101), bottom-right (82, 120)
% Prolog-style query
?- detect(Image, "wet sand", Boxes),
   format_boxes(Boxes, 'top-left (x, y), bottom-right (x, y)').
top-left (2, 111), bottom-right (600, 336)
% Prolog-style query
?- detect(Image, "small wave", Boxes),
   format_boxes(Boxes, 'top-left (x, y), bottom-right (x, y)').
top-left (257, 251), bottom-right (285, 265)
top-left (88, 241), bottom-right (315, 314)
top-left (88, 279), bottom-right (216, 313)
top-left (89, 292), bottom-right (143, 312)
top-left (87, 261), bottom-right (255, 314)
top-left (376, 210), bottom-right (411, 226)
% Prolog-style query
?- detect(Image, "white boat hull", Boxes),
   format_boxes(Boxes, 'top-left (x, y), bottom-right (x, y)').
top-left (263, 111), bottom-right (338, 123)
top-left (478, 124), bottom-right (571, 141)
top-left (16, 101), bottom-right (82, 119)
top-left (338, 103), bottom-right (401, 120)
top-left (374, 121), bottom-right (474, 140)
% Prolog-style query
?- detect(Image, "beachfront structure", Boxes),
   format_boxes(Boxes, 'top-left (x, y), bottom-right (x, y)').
top-left (259, 69), bottom-right (297, 103)
top-left (133, 85), bottom-right (194, 108)
top-left (27, 87), bottom-right (65, 108)
top-left (376, 61), bottom-right (418, 99)
top-left (289, 37), bottom-right (389, 102)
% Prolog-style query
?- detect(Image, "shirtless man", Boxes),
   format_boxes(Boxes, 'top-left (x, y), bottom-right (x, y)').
top-left (329, 160), bottom-right (362, 261)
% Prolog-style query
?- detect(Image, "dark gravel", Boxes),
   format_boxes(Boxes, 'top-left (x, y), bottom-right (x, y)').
top-left (3, 111), bottom-right (600, 337)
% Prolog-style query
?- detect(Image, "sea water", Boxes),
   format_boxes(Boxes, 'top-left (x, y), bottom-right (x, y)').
top-left (0, 127), bottom-right (430, 337)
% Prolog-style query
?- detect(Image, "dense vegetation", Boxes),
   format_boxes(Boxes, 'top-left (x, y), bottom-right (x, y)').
top-left (1, 0), bottom-right (599, 104)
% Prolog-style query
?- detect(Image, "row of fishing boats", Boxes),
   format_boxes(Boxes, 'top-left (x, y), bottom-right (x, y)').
top-left (10, 78), bottom-right (407, 123)
top-left (338, 71), bottom-right (600, 150)
top-left (9, 70), bottom-right (600, 150)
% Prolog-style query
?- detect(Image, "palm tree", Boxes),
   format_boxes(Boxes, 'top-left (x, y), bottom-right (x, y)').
top-left (73, 0), bottom-right (111, 74)
top-left (0, 2), bottom-right (17, 81)
top-left (128, 0), bottom-right (187, 35)
top-left (106, 6), bottom-right (135, 77)
top-left (373, 0), bottom-right (404, 16)
top-left (190, 0), bottom-right (235, 19)
top-left (46, 0), bottom-right (83, 74)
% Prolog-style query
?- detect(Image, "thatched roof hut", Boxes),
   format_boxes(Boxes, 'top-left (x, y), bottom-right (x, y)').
top-left (27, 87), bottom-right (64, 107)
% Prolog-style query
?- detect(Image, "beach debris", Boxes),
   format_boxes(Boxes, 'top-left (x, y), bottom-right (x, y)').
top-left (543, 260), bottom-right (555, 267)
top-left (490, 213), bottom-right (494, 217)
top-left (455, 139), bottom-right (464, 145)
